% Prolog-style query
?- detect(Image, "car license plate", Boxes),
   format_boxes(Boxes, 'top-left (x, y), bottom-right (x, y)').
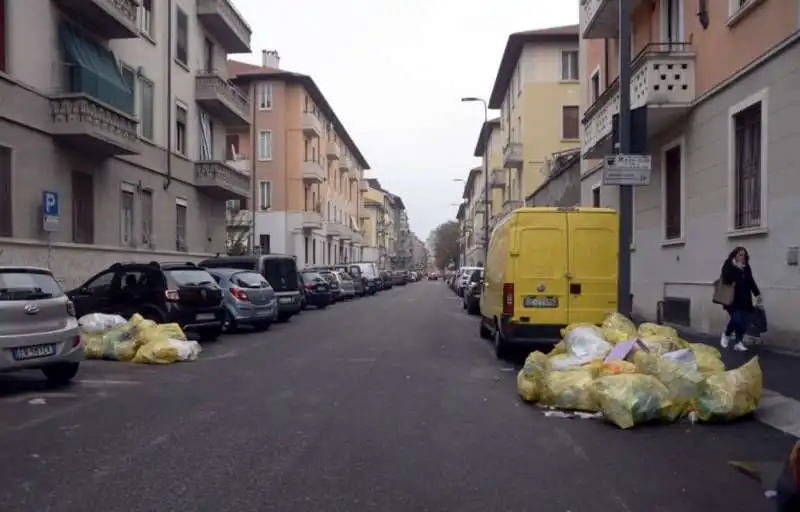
top-left (196, 312), bottom-right (216, 321)
top-left (13, 344), bottom-right (56, 361)
top-left (279, 297), bottom-right (292, 304)
top-left (524, 296), bottom-right (559, 308)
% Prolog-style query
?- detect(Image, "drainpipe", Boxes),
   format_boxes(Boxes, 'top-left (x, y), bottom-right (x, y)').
top-left (250, 82), bottom-right (257, 253)
top-left (163, 0), bottom-right (173, 190)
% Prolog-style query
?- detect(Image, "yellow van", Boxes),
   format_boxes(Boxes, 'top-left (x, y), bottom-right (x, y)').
top-left (479, 207), bottom-right (619, 359)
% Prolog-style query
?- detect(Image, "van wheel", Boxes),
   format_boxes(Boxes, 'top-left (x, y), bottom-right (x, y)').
top-left (479, 319), bottom-right (492, 340)
top-left (493, 323), bottom-right (511, 361)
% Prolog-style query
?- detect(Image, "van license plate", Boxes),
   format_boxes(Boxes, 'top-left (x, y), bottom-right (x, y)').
top-left (279, 297), bottom-right (292, 304)
top-left (13, 344), bottom-right (56, 360)
top-left (524, 296), bottom-right (559, 308)
top-left (196, 313), bottom-right (216, 321)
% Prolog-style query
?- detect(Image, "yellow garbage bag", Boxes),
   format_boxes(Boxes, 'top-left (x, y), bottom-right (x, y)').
top-left (591, 374), bottom-right (673, 429)
top-left (690, 343), bottom-right (722, 360)
top-left (601, 312), bottom-right (637, 344)
top-left (634, 351), bottom-right (704, 420)
top-left (688, 344), bottom-right (726, 374)
top-left (132, 338), bottom-right (202, 364)
top-left (693, 357), bottom-right (763, 422)
top-left (81, 326), bottom-right (139, 361)
top-left (638, 322), bottom-right (679, 340)
top-left (517, 351), bottom-right (550, 402)
top-left (549, 341), bottom-right (567, 356)
top-left (637, 334), bottom-right (683, 355)
top-left (155, 323), bottom-right (186, 341)
top-left (541, 367), bottom-right (598, 412)
top-left (560, 323), bottom-right (604, 340)
top-left (594, 360), bottom-right (637, 377)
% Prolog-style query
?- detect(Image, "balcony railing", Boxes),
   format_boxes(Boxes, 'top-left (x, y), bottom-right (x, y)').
top-left (53, 0), bottom-right (138, 39)
top-left (301, 210), bottom-right (323, 230)
top-left (195, 161), bottom-right (250, 200)
top-left (302, 161), bottom-right (325, 184)
top-left (326, 140), bottom-right (341, 160)
top-left (197, 0), bottom-right (252, 53)
top-left (302, 112), bottom-right (323, 137)
top-left (502, 142), bottom-right (523, 169)
top-left (582, 43), bottom-right (696, 158)
top-left (490, 169), bottom-right (507, 188)
top-left (502, 200), bottom-right (524, 214)
top-left (326, 222), bottom-right (344, 237)
top-left (580, 0), bottom-right (645, 40)
top-left (50, 93), bottom-right (140, 156)
top-left (196, 71), bottom-right (251, 126)
top-left (359, 180), bottom-right (369, 192)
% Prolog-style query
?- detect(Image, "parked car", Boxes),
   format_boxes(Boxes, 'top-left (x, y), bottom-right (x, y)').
top-left (200, 254), bottom-right (301, 322)
top-left (428, 273), bottom-right (439, 281)
top-left (206, 268), bottom-right (277, 333)
top-left (462, 268), bottom-right (483, 315)
top-left (350, 262), bottom-right (380, 294)
top-left (316, 269), bottom-right (342, 301)
top-left (0, 266), bottom-right (83, 384)
top-left (379, 270), bottom-right (393, 289)
top-left (332, 270), bottom-right (356, 299)
top-left (298, 271), bottom-right (332, 309)
top-left (456, 267), bottom-right (481, 297)
top-left (335, 266), bottom-right (365, 296)
top-left (69, 261), bottom-right (224, 341)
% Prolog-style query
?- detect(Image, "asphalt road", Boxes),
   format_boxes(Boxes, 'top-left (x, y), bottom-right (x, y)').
top-left (0, 281), bottom-right (794, 511)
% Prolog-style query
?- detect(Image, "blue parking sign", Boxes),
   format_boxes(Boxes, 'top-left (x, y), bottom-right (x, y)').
top-left (42, 191), bottom-right (59, 232)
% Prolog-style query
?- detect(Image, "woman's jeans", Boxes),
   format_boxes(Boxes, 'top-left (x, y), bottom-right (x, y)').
top-left (725, 309), bottom-right (750, 342)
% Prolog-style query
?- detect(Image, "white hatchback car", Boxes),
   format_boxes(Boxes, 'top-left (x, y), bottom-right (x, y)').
top-left (0, 266), bottom-right (83, 384)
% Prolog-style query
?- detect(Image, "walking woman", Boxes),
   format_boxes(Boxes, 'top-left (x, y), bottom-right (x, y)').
top-left (720, 246), bottom-right (762, 351)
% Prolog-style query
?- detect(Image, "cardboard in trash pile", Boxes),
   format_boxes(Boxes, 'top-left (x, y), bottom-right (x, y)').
top-left (604, 338), bottom-right (650, 363)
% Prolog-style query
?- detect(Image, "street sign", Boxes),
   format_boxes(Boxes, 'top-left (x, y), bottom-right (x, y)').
top-left (602, 154), bottom-right (652, 186)
top-left (42, 190), bottom-right (59, 232)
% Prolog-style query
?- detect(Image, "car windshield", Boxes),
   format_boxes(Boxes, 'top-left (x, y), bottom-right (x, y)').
top-left (0, 270), bottom-right (64, 301)
top-left (265, 259), bottom-right (299, 291)
top-left (339, 272), bottom-right (353, 281)
top-left (348, 266), bottom-right (362, 276)
top-left (166, 269), bottom-right (215, 286)
top-left (232, 271), bottom-right (269, 289)
top-left (301, 272), bottom-right (324, 282)
top-left (319, 271), bottom-right (336, 282)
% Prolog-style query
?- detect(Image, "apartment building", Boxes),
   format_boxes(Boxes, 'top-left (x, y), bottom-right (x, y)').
top-left (473, 118), bottom-right (508, 230)
top-left (579, 0), bottom-right (800, 348)
top-left (460, 167), bottom-right (487, 265)
top-left (362, 178), bottom-right (412, 269)
top-left (0, 0), bottom-right (252, 287)
top-left (227, 52), bottom-right (370, 267)
top-left (487, 25), bottom-right (582, 211)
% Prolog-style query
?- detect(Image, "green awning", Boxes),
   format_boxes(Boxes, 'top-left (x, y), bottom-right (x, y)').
top-left (58, 22), bottom-right (133, 115)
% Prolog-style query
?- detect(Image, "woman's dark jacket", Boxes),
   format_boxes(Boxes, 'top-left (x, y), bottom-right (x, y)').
top-left (721, 261), bottom-right (760, 312)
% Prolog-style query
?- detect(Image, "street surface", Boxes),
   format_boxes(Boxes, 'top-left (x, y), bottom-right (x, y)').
top-left (0, 281), bottom-right (795, 511)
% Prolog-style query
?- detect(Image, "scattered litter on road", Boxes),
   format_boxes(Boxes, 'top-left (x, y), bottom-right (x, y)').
top-left (543, 410), bottom-right (601, 420)
top-left (27, 398), bottom-right (46, 405)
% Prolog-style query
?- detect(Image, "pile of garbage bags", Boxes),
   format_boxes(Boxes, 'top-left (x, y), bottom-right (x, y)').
top-left (78, 313), bottom-right (202, 364)
top-left (516, 312), bottom-right (763, 429)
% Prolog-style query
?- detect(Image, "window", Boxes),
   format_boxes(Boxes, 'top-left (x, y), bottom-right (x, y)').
top-left (660, 0), bottom-right (683, 43)
top-left (561, 106), bottom-right (579, 140)
top-left (561, 50), bottom-right (579, 81)
top-left (0, 0), bottom-right (6, 72)
top-left (731, 98), bottom-right (764, 230)
top-left (176, 103), bottom-right (187, 155)
top-left (175, 8), bottom-right (188, 66)
top-left (121, 65), bottom-right (136, 116)
top-left (140, 0), bottom-right (153, 38)
top-left (259, 234), bottom-right (271, 254)
top-left (258, 181), bottom-right (272, 210)
top-left (71, 171), bottom-right (94, 244)
top-left (120, 185), bottom-right (135, 247)
top-left (729, 0), bottom-right (760, 19)
top-left (225, 134), bottom-right (239, 160)
top-left (141, 189), bottom-right (153, 247)
top-left (312, 239), bottom-right (316, 264)
top-left (258, 130), bottom-right (272, 160)
top-left (176, 199), bottom-right (187, 251)
top-left (203, 37), bottom-right (213, 72)
top-left (139, 77), bottom-right (154, 140)
top-left (661, 139), bottom-right (685, 241)
top-left (0, 146), bottom-right (10, 237)
top-left (304, 236), bottom-right (309, 264)
top-left (257, 83), bottom-right (273, 110)
top-left (83, 271), bottom-right (115, 295)
top-left (590, 69), bottom-right (600, 102)
top-left (592, 185), bottom-right (601, 207)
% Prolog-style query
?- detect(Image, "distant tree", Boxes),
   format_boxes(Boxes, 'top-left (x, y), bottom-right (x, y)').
top-left (432, 220), bottom-right (461, 269)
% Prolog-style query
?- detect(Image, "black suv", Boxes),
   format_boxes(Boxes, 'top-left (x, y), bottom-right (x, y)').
top-left (68, 261), bottom-right (224, 341)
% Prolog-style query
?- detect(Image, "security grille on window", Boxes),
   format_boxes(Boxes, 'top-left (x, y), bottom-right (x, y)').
top-left (733, 102), bottom-right (762, 229)
top-left (121, 188), bottom-right (135, 247)
top-left (561, 51), bottom-right (579, 81)
top-left (176, 202), bottom-right (187, 251)
top-left (141, 189), bottom-right (153, 247)
top-left (176, 104), bottom-right (187, 155)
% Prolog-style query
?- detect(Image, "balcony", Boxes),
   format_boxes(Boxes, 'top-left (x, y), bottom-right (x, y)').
top-left (226, 209), bottom-right (251, 228)
top-left (580, 0), bottom-right (645, 40)
top-left (351, 230), bottom-right (364, 245)
top-left (226, 158), bottom-right (251, 173)
top-left (582, 43), bottom-right (696, 159)
top-left (301, 211), bottom-right (323, 230)
top-left (302, 112), bottom-right (323, 137)
top-left (348, 173), bottom-right (358, 184)
top-left (302, 161), bottom-right (325, 184)
top-left (326, 141), bottom-right (341, 160)
top-left (50, 94), bottom-right (140, 157)
top-left (502, 142), bottom-right (523, 169)
top-left (339, 228), bottom-right (352, 241)
top-left (53, 0), bottom-right (138, 39)
top-left (197, 0), bottom-right (252, 53)
top-left (490, 169), bottom-right (506, 188)
top-left (196, 72), bottom-right (251, 126)
top-left (195, 161), bottom-right (250, 200)
top-left (359, 180), bottom-right (369, 192)
top-left (326, 222), bottom-right (344, 237)
top-left (339, 157), bottom-right (351, 172)
top-left (502, 200), bottom-right (524, 214)
top-left (359, 210), bottom-right (370, 220)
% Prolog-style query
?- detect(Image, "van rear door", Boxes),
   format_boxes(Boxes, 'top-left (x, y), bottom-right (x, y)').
top-left (566, 210), bottom-right (618, 324)
top-left (512, 211), bottom-right (569, 325)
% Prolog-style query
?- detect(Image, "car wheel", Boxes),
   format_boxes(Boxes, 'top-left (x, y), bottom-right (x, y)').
top-left (221, 310), bottom-right (237, 333)
top-left (479, 319), bottom-right (492, 340)
top-left (468, 301), bottom-right (479, 315)
top-left (277, 313), bottom-right (292, 323)
top-left (462, 298), bottom-right (468, 310)
top-left (42, 362), bottom-right (80, 385)
top-left (199, 327), bottom-right (222, 342)
top-left (318, 303), bottom-right (328, 310)
top-left (493, 322), bottom-right (511, 360)
top-left (252, 320), bottom-right (271, 331)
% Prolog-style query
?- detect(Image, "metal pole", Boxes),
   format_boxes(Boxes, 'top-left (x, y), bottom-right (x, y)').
top-left (618, 0), bottom-right (633, 316)
top-left (481, 100), bottom-right (489, 266)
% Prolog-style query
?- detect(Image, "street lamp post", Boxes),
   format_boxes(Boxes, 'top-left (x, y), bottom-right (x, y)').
top-left (461, 97), bottom-right (489, 265)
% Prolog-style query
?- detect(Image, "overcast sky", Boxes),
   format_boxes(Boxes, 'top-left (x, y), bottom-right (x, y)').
top-left (233, 0), bottom-right (578, 239)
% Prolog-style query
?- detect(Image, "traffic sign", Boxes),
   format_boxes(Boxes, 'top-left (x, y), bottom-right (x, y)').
top-left (602, 154), bottom-right (652, 186)
top-left (42, 191), bottom-right (59, 232)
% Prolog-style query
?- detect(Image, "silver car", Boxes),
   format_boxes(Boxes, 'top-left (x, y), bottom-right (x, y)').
top-left (207, 269), bottom-right (277, 333)
top-left (332, 270), bottom-right (356, 299)
top-left (0, 266), bottom-right (83, 384)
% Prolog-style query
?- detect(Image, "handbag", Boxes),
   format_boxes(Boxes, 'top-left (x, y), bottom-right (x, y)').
top-left (712, 278), bottom-right (734, 306)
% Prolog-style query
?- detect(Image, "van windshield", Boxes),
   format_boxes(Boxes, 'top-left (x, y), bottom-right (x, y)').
top-left (264, 259), bottom-right (298, 292)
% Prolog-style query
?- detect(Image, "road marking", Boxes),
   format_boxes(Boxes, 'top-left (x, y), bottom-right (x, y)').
top-left (76, 379), bottom-right (140, 386)
top-left (756, 390), bottom-right (800, 438)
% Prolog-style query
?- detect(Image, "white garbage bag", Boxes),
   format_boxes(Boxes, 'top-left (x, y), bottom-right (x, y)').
top-left (554, 326), bottom-right (613, 369)
top-left (78, 313), bottom-right (128, 333)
